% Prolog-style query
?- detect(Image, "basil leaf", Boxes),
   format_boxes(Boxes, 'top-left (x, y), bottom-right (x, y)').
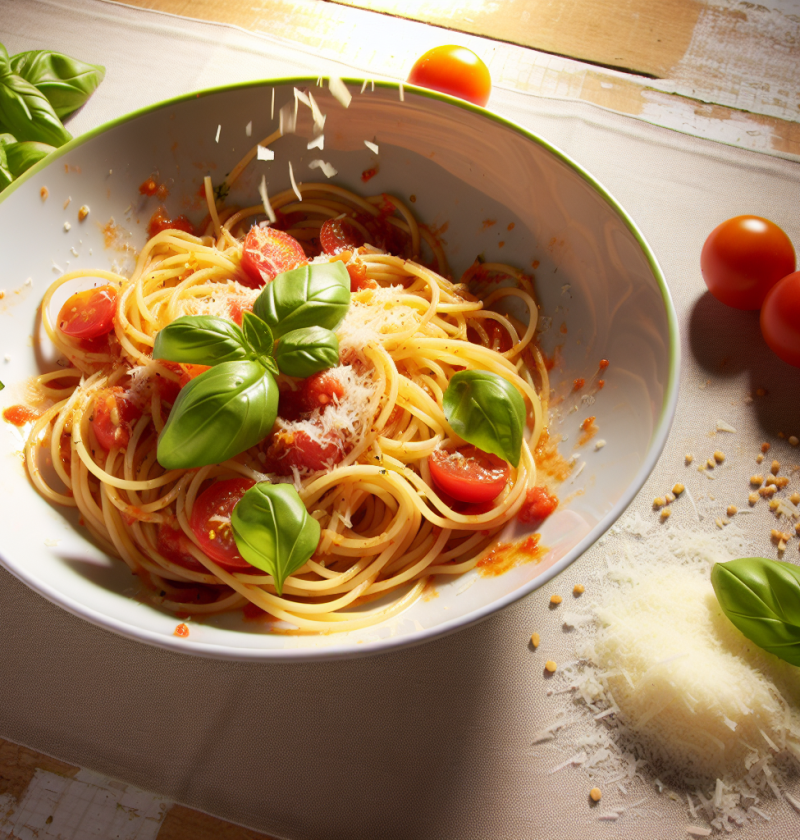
top-left (157, 360), bottom-right (278, 469)
top-left (253, 261), bottom-right (350, 338)
top-left (9, 50), bottom-right (105, 118)
top-left (443, 370), bottom-right (526, 468)
top-left (0, 46), bottom-right (71, 147)
top-left (232, 482), bottom-right (320, 595)
top-left (0, 380), bottom-right (4, 391)
top-left (242, 310), bottom-right (274, 358)
top-left (275, 326), bottom-right (340, 378)
top-left (0, 134), bottom-right (15, 189)
top-left (4, 140), bottom-right (54, 178)
top-left (0, 164), bottom-right (11, 191)
top-left (711, 557), bottom-right (800, 666)
top-left (153, 316), bottom-right (250, 366)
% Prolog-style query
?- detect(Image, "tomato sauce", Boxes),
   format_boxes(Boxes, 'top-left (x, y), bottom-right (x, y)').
top-left (518, 486), bottom-right (559, 524)
top-left (579, 415), bottom-right (598, 446)
top-left (147, 207), bottom-right (196, 238)
top-left (534, 430), bottom-right (573, 482)
top-left (2, 405), bottom-right (41, 426)
top-left (361, 167), bottom-right (378, 183)
top-left (477, 534), bottom-right (545, 577)
top-left (173, 623), bottom-right (190, 638)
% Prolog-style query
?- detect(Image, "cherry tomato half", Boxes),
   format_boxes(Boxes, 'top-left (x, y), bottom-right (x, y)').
top-left (190, 477), bottom-right (256, 571)
top-left (57, 285), bottom-right (117, 339)
top-left (91, 388), bottom-right (142, 451)
top-left (700, 216), bottom-right (796, 310)
top-left (760, 270), bottom-right (800, 368)
top-left (320, 218), bottom-right (364, 255)
top-left (240, 225), bottom-right (307, 288)
top-left (428, 446), bottom-right (509, 504)
top-left (407, 45), bottom-right (492, 107)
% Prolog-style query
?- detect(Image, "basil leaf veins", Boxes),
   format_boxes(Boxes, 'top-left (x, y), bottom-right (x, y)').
top-left (9, 49), bottom-right (105, 118)
top-left (253, 260), bottom-right (350, 338)
top-left (443, 370), bottom-right (526, 468)
top-left (3, 139), bottom-right (55, 178)
top-left (0, 44), bottom-right (71, 147)
top-left (275, 326), bottom-right (340, 378)
top-left (232, 482), bottom-right (320, 595)
top-left (153, 315), bottom-right (251, 367)
top-left (157, 360), bottom-right (278, 470)
top-left (711, 556), bottom-right (800, 667)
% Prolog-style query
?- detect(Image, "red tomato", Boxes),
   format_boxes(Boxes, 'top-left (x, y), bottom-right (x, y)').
top-left (273, 430), bottom-right (343, 472)
top-left (240, 225), bottom-right (307, 288)
top-left (57, 285), bottom-right (117, 339)
top-left (189, 477), bottom-right (256, 571)
top-left (407, 45), bottom-right (492, 107)
top-left (147, 207), bottom-right (195, 238)
top-left (156, 523), bottom-right (205, 573)
top-left (300, 370), bottom-right (345, 413)
top-left (518, 485), bottom-right (559, 524)
top-left (760, 270), bottom-right (800, 367)
top-left (320, 218), bottom-right (364, 255)
top-left (428, 446), bottom-right (509, 504)
top-left (700, 216), bottom-right (796, 310)
top-left (346, 261), bottom-right (376, 292)
top-left (91, 388), bottom-right (142, 451)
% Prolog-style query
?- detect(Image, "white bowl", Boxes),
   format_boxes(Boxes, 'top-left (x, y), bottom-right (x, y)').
top-left (0, 79), bottom-right (678, 660)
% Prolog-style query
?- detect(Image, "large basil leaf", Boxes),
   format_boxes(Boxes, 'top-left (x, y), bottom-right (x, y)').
top-left (275, 326), bottom-right (339, 378)
top-left (0, 136), bottom-right (11, 189)
top-left (253, 261), bottom-right (350, 338)
top-left (443, 370), bottom-right (526, 468)
top-left (9, 49), bottom-right (105, 118)
top-left (711, 557), bottom-right (800, 666)
top-left (157, 360), bottom-right (278, 469)
top-left (232, 482), bottom-right (320, 595)
top-left (153, 316), bottom-right (250, 366)
top-left (4, 140), bottom-right (54, 177)
top-left (0, 45), bottom-right (71, 147)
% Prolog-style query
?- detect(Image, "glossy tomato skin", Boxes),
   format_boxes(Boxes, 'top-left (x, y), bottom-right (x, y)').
top-left (760, 270), bottom-right (800, 367)
top-left (240, 226), bottom-right (307, 288)
top-left (428, 446), bottom-right (509, 504)
top-left (701, 216), bottom-right (796, 310)
top-left (91, 388), bottom-right (142, 451)
top-left (58, 285), bottom-right (117, 339)
top-left (190, 477), bottom-right (256, 571)
top-left (156, 523), bottom-right (206, 573)
top-left (407, 45), bottom-right (491, 107)
top-left (320, 218), bottom-right (364, 255)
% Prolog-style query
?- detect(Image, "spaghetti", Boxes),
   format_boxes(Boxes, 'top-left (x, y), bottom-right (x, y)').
top-left (23, 181), bottom-right (550, 634)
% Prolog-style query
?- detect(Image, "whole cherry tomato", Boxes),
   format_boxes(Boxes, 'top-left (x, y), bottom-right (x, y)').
top-left (700, 216), bottom-right (795, 310)
top-left (760, 270), bottom-right (800, 367)
top-left (407, 45), bottom-right (492, 107)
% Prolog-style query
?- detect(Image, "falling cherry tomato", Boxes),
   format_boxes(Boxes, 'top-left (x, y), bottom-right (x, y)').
top-left (407, 45), bottom-right (492, 107)
top-left (760, 270), bottom-right (800, 368)
top-left (700, 216), bottom-right (795, 310)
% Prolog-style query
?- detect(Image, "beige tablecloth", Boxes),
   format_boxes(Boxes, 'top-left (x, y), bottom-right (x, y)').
top-left (2, 1), bottom-right (800, 838)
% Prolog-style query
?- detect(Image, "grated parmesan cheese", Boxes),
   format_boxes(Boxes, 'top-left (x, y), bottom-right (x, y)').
top-left (364, 140), bottom-right (379, 154)
top-left (257, 145), bottom-right (274, 161)
top-left (308, 159), bottom-right (338, 179)
top-left (288, 161), bottom-right (302, 201)
top-left (328, 77), bottom-right (352, 108)
top-left (258, 175), bottom-right (277, 223)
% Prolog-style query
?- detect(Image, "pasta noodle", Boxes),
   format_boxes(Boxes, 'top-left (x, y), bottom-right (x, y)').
top-left (22, 180), bottom-right (549, 634)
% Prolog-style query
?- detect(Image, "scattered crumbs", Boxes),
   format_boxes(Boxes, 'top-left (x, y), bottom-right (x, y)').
top-left (660, 508), bottom-right (671, 521)
top-left (726, 504), bottom-right (738, 517)
top-left (545, 660), bottom-right (557, 673)
top-left (653, 497), bottom-right (665, 509)
top-left (40, 186), bottom-right (48, 200)
top-left (761, 442), bottom-right (771, 453)
top-left (685, 453), bottom-right (694, 465)
top-left (531, 632), bottom-right (540, 647)
top-left (716, 419), bottom-right (736, 433)
top-left (63, 196), bottom-right (71, 209)
top-left (23, 277), bottom-right (32, 287)
top-left (52, 262), bottom-right (63, 273)
top-left (672, 483), bottom-right (684, 496)
top-left (4, 354), bottom-right (11, 362)
top-left (590, 787), bottom-right (602, 802)
top-left (78, 204), bottom-right (89, 221)
top-left (713, 450), bottom-right (726, 463)
top-left (699, 380), bottom-right (709, 389)
top-left (174, 622), bottom-right (190, 638)
top-left (756, 453), bottom-right (765, 464)
top-left (594, 439), bottom-right (606, 451)
top-left (790, 436), bottom-right (799, 447)
top-left (63, 221), bottom-right (71, 231)
top-left (573, 584), bottom-right (585, 596)
top-left (771, 460), bottom-right (780, 475)
top-left (43, 538), bottom-right (59, 547)
top-left (550, 594), bottom-right (563, 605)
top-left (686, 828), bottom-right (712, 838)
top-left (0, 289), bottom-right (5, 299)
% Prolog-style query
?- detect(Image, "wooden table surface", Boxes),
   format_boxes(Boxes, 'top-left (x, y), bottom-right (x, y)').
top-left (1, 1), bottom-right (799, 838)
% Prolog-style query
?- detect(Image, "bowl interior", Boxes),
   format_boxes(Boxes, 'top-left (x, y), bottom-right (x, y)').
top-left (0, 80), bottom-right (677, 660)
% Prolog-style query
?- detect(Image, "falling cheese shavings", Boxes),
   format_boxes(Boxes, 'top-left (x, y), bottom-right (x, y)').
top-left (308, 91), bottom-right (326, 133)
top-left (279, 101), bottom-right (296, 135)
top-left (308, 159), bottom-right (338, 178)
top-left (364, 140), bottom-right (379, 154)
top-left (294, 87), bottom-right (311, 108)
top-left (307, 134), bottom-right (324, 151)
top-left (361, 79), bottom-right (369, 93)
top-left (256, 145), bottom-right (274, 161)
top-left (398, 82), bottom-right (405, 102)
top-left (258, 175), bottom-right (276, 223)
top-left (245, 121), bottom-right (252, 137)
top-left (716, 419), bottom-right (737, 433)
top-left (288, 161), bottom-right (302, 201)
top-left (328, 76), bottom-right (352, 108)
top-left (215, 125), bottom-right (221, 143)
top-left (549, 751), bottom-right (587, 773)
top-left (271, 87), bottom-right (275, 120)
